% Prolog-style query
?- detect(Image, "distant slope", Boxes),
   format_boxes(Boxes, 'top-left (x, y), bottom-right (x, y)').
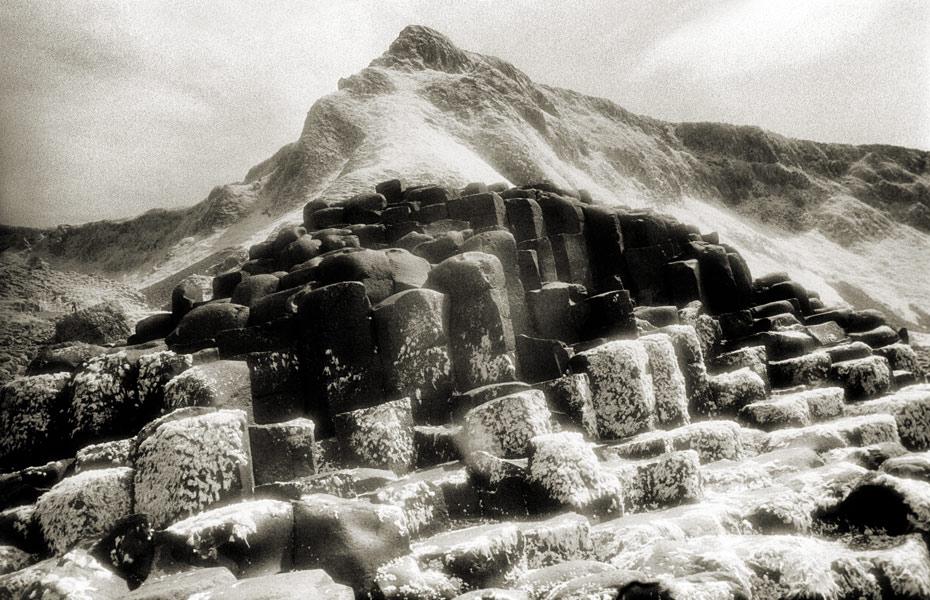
top-left (11, 25), bottom-right (930, 327)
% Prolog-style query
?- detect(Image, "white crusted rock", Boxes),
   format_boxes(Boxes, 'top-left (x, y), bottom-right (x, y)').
top-left (610, 450), bottom-right (702, 512)
top-left (768, 351), bottom-right (831, 388)
top-left (161, 499), bottom-right (294, 577)
top-left (874, 343), bottom-right (921, 373)
top-left (0, 548), bottom-right (128, 600)
top-left (162, 367), bottom-right (218, 411)
top-left (34, 467), bottom-right (133, 555)
top-left (412, 522), bottom-right (522, 589)
top-left (134, 409), bottom-right (250, 528)
top-left (766, 414), bottom-right (900, 452)
top-left (517, 512), bottom-right (594, 569)
top-left (535, 374), bottom-right (598, 439)
top-left (368, 478), bottom-right (449, 538)
top-left (0, 545), bottom-right (33, 575)
top-left (333, 397), bottom-right (416, 474)
top-left (74, 438), bottom-right (132, 473)
top-left (463, 390), bottom-right (553, 458)
top-left (528, 432), bottom-right (621, 516)
top-left (830, 356), bottom-right (893, 400)
top-left (845, 385), bottom-right (930, 450)
top-left (67, 351), bottom-right (138, 444)
top-left (573, 340), bottom-right (656, 439)
top-left (738, 395), bottom-right (811, 431)
top-left (703, 367), bottom-right (767, 418)
top-left (667, 421), bottom-right (745, 462)
top-left (0, 372), bottom-right (71, 466)
top-left (375, 555), bottom-right (464, 600)
top-left (639, 334), bottom-right (690, 428)
top-left (136, 350), bottom-right (193, 414)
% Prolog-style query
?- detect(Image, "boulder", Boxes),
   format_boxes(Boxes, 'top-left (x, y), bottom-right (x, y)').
top-left (166, 303), bottom-right (250, 351)
top-left (639, 333), bottom-right (689, 428)
top-left (375, 555), bottom-right (463, 599)
top-left (372, 289), bottom-right (453, 423)
top-left (377, 179), bottom-right (406, 203)
top-left (0, 372), bottom-right (71, 468)
top-left (413, 522), bottom-right (522, 589)
top-left (74, 438), bottom-right (132, 473)
top-left (830, 356), bottom-right (893, 400)
top-left (54, 300), bottom-right (132, 344)
top-left (230, 273), bottom-right (280, 307)
top-left (161, 360), bottom-right (253, 419)
top-left (535, 373), bottom-right (598, 438)
top-left (133, 409), bottom-right (251, 528)
top-left (249, 418), bottom-right (317, 486)
top-left (298, 282), bottom-right (382, 416)
top-left (462, 390), bottom-right (553, 458)
top-left (333, 398), bottom-right (416, 473)
top-left (450, 381), bottom-right (531, 421)
top-left (293, 494), bottom-right (410, 594)
top-left (124, 567), bottom-right (236, 600)
top-left (427, 253), bottom-right (516, 390)
top-left (35, 467), bottom-right (133, 555)
top-left (160, 499), bottom-right (294, 577)
top-left (768, 351), bottom-right (832, 388)
top-left (130, 312), bottom-right (176, 344)
top-left (0, 548), bottom-right (128, 599)
top-left (505, 197), bottom-right (547, 242)
top-left (701, 367), bottom-right (767, 418)
top-left (67, 351), bottom-right (139, 445)
top-left (516, 335), bottom-right (573, 384)
top-left (572, 340), bottom-right (656, 439)
top-left (447, 192), bottom-right (508, 230)
top-left (845, 385), bottom-right (930, 450)
top-left (738, 395), bottom-right (811, 431)
top-left (459, 229), bottom-right (529, 336)
top-left (528, 432), bottom-right (622, 515)
top-left (136, 350), bottom-right (193, 416)
top-left (246, 350), bottom-right (306, 424)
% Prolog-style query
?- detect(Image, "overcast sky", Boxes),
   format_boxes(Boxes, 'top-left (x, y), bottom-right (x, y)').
top-left (1, 0), bottom-right (928, 227)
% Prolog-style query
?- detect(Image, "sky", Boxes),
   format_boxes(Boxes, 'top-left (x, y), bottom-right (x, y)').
top-left (1, 0), bottom-right (928, 227)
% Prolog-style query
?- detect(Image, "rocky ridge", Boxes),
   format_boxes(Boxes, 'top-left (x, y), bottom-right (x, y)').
top-left (1, 176), bottom-right (930, 599)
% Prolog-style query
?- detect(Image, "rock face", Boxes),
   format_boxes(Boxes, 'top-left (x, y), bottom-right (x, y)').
top-left (54, 301), bottom-right (133, 345)
top-left (5, 26), bottom-right (930, 600)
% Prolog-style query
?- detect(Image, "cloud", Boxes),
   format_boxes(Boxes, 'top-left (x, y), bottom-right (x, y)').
top-left (630, 0), bottom-right (884, 81)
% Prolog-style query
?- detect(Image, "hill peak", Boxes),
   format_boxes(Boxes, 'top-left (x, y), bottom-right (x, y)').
top-left (371, 25), bottom-right (473, 74)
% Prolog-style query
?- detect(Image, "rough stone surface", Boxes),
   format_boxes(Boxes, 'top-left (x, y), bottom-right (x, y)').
top-left (333, 397), bottom-right (416, 473)
top-left (463, 390), bottom-right (553, 458)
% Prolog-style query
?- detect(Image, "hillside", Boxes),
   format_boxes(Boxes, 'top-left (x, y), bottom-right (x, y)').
top-left (14, 26), bottom-right (930, 329)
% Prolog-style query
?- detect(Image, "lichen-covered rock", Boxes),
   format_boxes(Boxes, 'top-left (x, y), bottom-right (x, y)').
top-left (160, 360), bottom-right (253, 420)
top-left (829, 356), bottom-right (893, 400)
top-left (162, 366), bottom-right (219, 411)
top-left (738, 396), bottom-right (811, 431)
top-left (0, 545), bottom-right (33, 576)
top-left (515, 560), bottom-right (613, 599)
top-left (0, 372), bottom-right (71, 467)
top-left (135, 350), bottom-right (192, 415)
top-left (678, 302), bottom-right (721, 359)
top-left (702, 367), bottom-right (766, 418)
top-left (535, 374), bottom-right (598, 439)
top-left (462, 390), bottom-right (553, 458)
top-left (711, 345), bottom-right (768, 388)
top-left (0, 548), bottom-right (128, 600)
top-left (667, 421), bottom-right (745, 462)
top-left (527, 433), bottom-right (621, 515)
top-left (67, 351), bottom-right (139, 445)
top-left (333, 397), bottom-right (416, 473)
top-left (639, 334), bottom-right (689, 428)
top-left (610, 450), bottom-right (702, 511)
top-left (413, 522), bottom-right (523, 589)
top-left (365, 476), bottom-right (449, 540)
top-left (787, 387), bottom-right (847, 421)
top-left (516, 513), bottom-right (594, 570)
top-left (768, 351), bottom-right (831, 388)
top-left (573, 340), bottom-right (655, 439)
top-left (54, 301), bottom-right (132, 345)
top-left (161, 499), bottom-right (294, 577)
top-left (74, 438), bottom-right (132, 472)
top-left (134, 409), bottom-right (250, 528)
top-left (34, 467), bottom-right (133, 555)
top-left (372, 289), bottom-right (454, 423)
top-left (375, 555), bottom-right (464, 599)
top-left (766, 414), bottom-right (900, 452)
top-left (845, 385), bottom-right (930, 450)
top-left (873, 342), bottom-right (920, 373)
top-left (293, 494), bottom-right (410, 594)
